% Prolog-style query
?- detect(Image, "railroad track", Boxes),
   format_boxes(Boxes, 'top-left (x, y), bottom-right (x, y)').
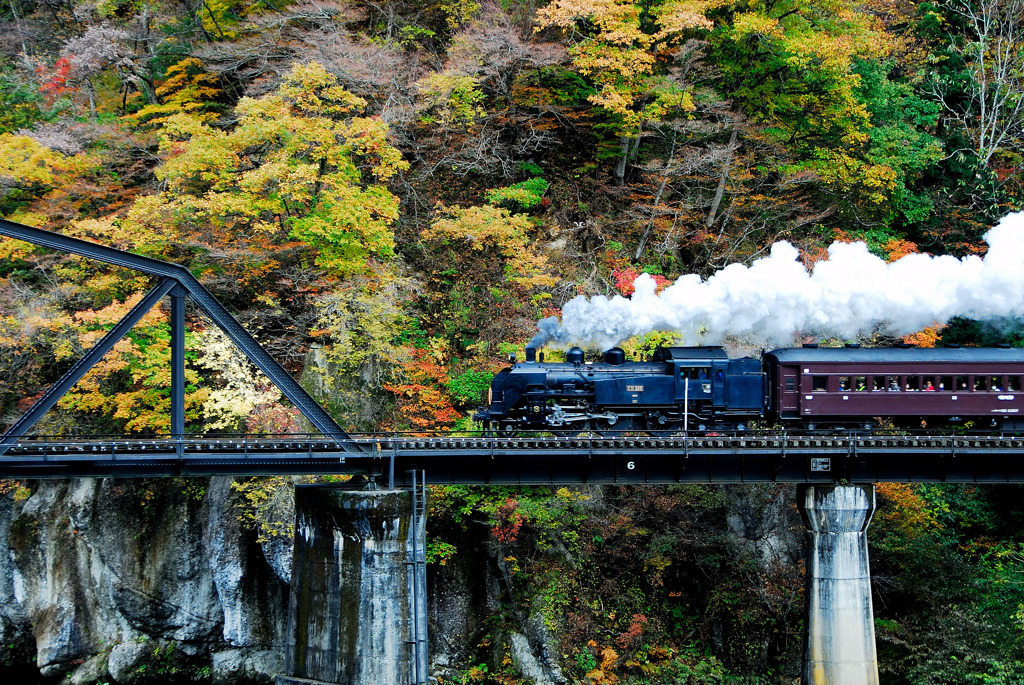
top-left (3, 432), bottom-right (1024, 484)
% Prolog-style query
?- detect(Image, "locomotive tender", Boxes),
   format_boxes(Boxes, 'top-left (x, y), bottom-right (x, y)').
top-left (475, 344), bottom-right (1024, 433)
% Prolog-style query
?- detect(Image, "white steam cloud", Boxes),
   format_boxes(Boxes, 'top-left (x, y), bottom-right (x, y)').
top-left (530, 211), bottom-right (1024, 350)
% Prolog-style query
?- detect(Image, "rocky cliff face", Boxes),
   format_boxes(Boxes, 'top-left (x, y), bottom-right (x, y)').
top-left (0, 481), bottom-right (806, 684)
top-left (0, 478), bottom-right (289, 684)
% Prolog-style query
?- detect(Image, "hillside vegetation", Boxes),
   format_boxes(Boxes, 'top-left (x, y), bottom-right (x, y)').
top-left (1, 0), bottom-right (1024, 682)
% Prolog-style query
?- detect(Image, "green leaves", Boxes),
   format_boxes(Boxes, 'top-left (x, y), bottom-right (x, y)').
top-left (485, 177), bottom-right (550, 210)
top-left (445, 368), bottom-right (493, 405)
top-left (417, 72), bottom-right (486, 127)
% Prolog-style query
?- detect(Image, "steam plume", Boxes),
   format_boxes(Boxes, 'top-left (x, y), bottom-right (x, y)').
top-left (529, 211), bottom-right (1024, 350)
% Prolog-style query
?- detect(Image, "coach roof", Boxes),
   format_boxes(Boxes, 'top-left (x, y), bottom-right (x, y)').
top-left (765, 346), bottom-right (1024, 364)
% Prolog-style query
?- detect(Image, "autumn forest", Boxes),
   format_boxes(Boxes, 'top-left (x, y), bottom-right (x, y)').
top-left (1, 0), bottom-right (1024, 682)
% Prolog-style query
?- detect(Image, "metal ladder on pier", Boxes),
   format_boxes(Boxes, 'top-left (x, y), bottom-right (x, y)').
top-left (406, 470), bottom-right (428, 685)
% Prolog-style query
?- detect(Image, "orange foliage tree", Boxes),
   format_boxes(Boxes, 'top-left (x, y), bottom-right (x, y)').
top-left (383, 344), bottom-right (462, 431)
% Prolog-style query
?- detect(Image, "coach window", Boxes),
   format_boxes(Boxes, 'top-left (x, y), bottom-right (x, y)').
top-left (812, 376), bottom-right (828, 392)
top-left (873, 376), bottom-right (885, 391)
top-left (889, 376), bottom-right (901, 391)
top-left (991, 376), bottom-right (1003, 391)
top-left (906, 376), bottom-right (920, 391)
top-left (785, 377), bottom-right (795, 391)
top-left (956, 375), bottom-right (969, 391)
top-left (974, 376), bottom-right (987, 391)
top-left (854, 376), bottom-right (867, 391)
top-left (1009, 377), bottom-right (1021, 392)
top-left (940, 376), bottom-right (953, 392)
top-left (838, 376), bottom-right (850, 391)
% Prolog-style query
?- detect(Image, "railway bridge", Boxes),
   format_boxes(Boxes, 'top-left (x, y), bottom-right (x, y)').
top-left (1, 431), bottom-right (1024, 484)
top-left (1, 219), bottom-right (1017, 684)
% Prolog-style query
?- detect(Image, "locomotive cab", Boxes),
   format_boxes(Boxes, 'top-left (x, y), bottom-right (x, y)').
top-left (657, 348), bottom-right (764, 426)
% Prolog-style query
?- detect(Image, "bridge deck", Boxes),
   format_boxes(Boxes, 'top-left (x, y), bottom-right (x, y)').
top-left (2, 433), bottom-right (1023, 484)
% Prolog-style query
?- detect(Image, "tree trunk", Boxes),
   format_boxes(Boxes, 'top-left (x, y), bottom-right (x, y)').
top-left (86, 78), bottom-right (97, 119)
top-left (706, 128), bottom-right (739, 229)
top-left (614, 135), bottom-right (630, 185)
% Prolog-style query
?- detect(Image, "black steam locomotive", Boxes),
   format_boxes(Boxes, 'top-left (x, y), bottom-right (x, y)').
top-left (474, 344), bottom-right (1024, 434)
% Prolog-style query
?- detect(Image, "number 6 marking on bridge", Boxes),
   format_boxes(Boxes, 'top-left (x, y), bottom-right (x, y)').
top-left (627, 461), bottom-right (635, 470)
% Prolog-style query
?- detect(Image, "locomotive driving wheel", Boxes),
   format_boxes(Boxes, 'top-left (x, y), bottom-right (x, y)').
top-left (497, 422), bottom-right (528, 436)
top-left (643, 412), bottom-right (684, 437)
top-left (591, 416), bottom-right (636, 436)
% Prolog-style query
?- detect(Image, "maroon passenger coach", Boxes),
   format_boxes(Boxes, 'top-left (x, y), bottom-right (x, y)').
top-left (763, 346), bottom-right (1024, 430)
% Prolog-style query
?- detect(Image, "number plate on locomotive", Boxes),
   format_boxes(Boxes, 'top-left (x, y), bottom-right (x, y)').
top-left (626, 385), bottom-right (644, 392)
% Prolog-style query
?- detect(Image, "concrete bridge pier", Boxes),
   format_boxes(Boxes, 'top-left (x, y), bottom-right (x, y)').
top-left (276, 484), bottom-right (428, 685)
top-left (798, 484), bottom-right (879, 685)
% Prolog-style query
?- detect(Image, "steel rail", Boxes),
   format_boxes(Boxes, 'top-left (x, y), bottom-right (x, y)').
top-left (3, 432), bottom-right (1024, 483)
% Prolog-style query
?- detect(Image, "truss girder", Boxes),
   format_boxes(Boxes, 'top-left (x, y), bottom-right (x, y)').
top-left (0, 219), bottom-right (354, 450)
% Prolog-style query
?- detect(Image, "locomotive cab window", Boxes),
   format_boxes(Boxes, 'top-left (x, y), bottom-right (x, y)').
top-left (812, 376), bottom-right (828, 392)
top-left (685, 367), bottom-right (710, 380)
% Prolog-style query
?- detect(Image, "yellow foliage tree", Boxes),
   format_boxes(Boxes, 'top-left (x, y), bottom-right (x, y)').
top-left (535, 0), bottom-right (717, 178)
top-left (0, 134), bottom-right (98, 210)
top-left (422, 204), bottom-right (557, 289)
top-left (125, 58), bottom-right (223, 128)
top-left (111, 61), bottom-right (408, 284)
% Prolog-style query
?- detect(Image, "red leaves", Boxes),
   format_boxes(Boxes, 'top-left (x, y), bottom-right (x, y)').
top-left (490, 497), bottom-right (525, 543)
top-left (246, 403), bottom-right (302, 434)
top-left (616, 613), bottom-right (648, 650)
top-left (611, 268), bottom-right (671, 296)
top-left (37, 57), bottom-right (75, 103)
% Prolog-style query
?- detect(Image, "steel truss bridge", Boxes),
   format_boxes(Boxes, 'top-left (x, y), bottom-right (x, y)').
top-left (3, 432), bottom-right (1024, 485)
top-left (4, 219), bottom-right (1024, 486)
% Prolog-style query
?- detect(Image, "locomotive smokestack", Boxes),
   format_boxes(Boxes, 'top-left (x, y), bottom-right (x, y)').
top-left (525, 347), bottom-right (537, 363)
